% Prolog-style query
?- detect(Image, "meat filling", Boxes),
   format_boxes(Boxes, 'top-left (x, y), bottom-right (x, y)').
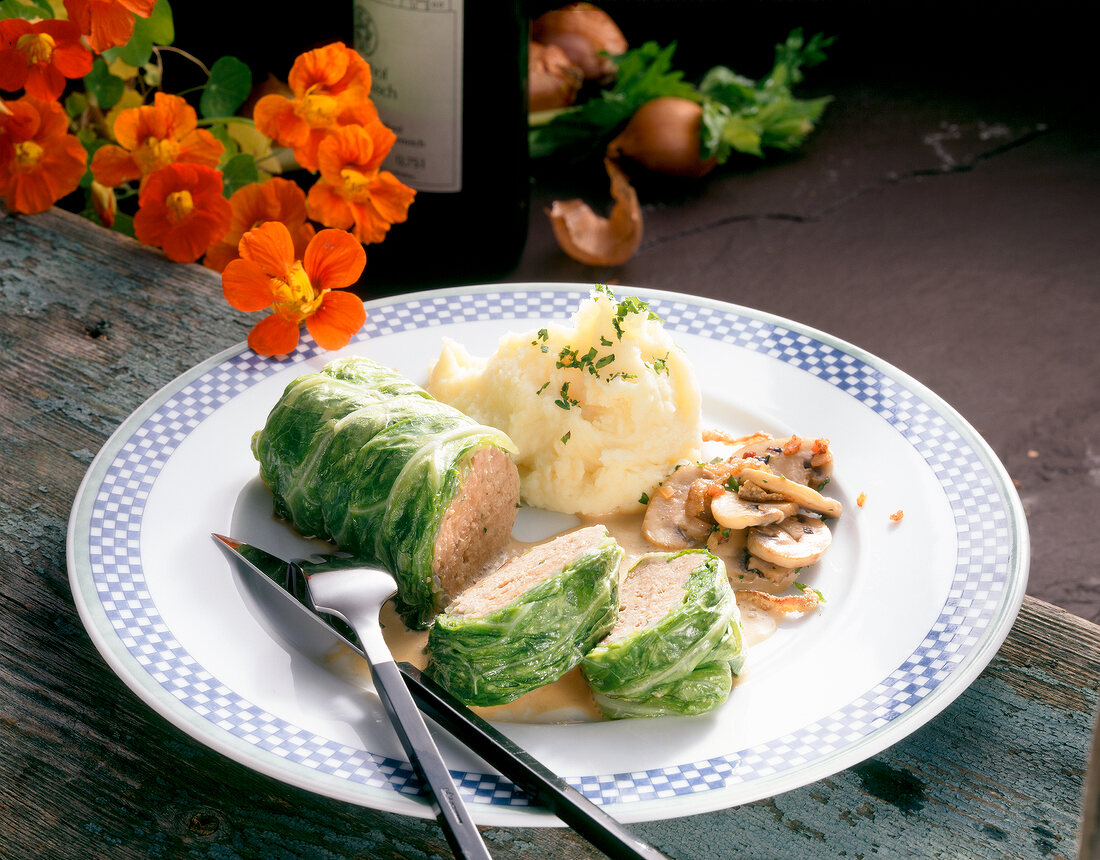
top-left (604, 552), bottom-right (699, 642)
top-left (445, 525), bottom-right (610, 618)
top-left (432, 446), bottom-right (521, 604)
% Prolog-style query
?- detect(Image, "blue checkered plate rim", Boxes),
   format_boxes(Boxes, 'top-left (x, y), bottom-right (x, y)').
top-left (67, 283), bottom-right (1029, 826)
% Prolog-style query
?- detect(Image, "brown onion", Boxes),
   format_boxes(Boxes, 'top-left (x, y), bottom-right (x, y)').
top-left (529, 41), bottom-right (584, 112)
top-left (547, 158), bottom-right (643, 266)
top-left (606, 96), bottom-right (718, 179)
top-left (532, 3), bottom-right (627, 82)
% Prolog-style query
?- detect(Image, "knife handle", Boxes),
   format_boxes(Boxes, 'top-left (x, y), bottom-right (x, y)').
top-left (371, 659), bottom-right (492, 860)
top-left (399, 664), bottom-right (669, 860)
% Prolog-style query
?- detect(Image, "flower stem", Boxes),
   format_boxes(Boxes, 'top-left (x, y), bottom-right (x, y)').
top-left (155, 45), bottom-right (211, 77)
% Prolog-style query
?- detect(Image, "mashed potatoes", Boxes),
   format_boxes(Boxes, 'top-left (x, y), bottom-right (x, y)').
top-left (427, 287), bottom-right (701, 516)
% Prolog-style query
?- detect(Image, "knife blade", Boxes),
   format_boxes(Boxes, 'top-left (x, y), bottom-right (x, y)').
top-left (213, 534), bottom-right (669, 860)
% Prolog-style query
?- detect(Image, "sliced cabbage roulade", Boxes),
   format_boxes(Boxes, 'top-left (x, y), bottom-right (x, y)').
top-left (426, 526), bottom-right (623, 707)
top-left (581, 549), bottom-right (744, 719)
top-left (251, 356), bottom-right (520, 629)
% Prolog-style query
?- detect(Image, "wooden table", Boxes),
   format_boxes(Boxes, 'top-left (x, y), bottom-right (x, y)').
top-left (3, 64), bottom-right (1099, 857)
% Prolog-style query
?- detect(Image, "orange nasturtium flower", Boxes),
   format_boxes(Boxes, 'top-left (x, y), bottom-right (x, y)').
top-left (0, 96), bottom-right (87, 214)
top-left (0, 18), bottom-right (94, 101)
top-left (253, 41), bottom-right (378, 172)
top-left (222, 221), bottom-right (367, 356)
top-left (133, 163), bottom-right (232, 263)
top-left (203, 177), bottom-right (316, 274)
top-left (307, 121), bottom-right (415, 245)
top-left (64, 0), bottom-right (156, 54)
top-left (91, 92), bottom-right (224, 189)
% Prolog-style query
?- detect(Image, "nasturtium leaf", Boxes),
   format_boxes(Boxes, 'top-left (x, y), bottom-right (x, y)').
top-left (111, 212), bottom-right (135, 238)
top-left (141, 0), bottom-right (176, 45)
top-left (210, 123), bottom-right (239, 157)
top-left (201, 57), bottom-right (253, 119)
top-left (102, 0), bottom-right (174, 66)
top-left (107, 56), bottom-right (140, 82)
top-left (221, 153), bottom-right (259, 197)
top-left (0, 0), bottom-right (52, 20)
top-left (65, 92), bottom-right (89, 119)
top-left (84, 59), bottom-right (125, 111)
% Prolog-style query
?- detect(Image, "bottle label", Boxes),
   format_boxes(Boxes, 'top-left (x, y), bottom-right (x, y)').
top-left (354, 0), bottom-right (463, 193)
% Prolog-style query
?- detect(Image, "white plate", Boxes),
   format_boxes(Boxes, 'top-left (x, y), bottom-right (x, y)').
top-left (67, 283), bottom-right (1028, 826)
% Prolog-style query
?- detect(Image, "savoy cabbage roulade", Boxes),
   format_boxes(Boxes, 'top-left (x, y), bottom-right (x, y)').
top-left (251, 356), bottom-right (521, 629)
top-left (581, 549), bottom-right (744, 718)
top-left (426, 525), bottom-right (623, 706)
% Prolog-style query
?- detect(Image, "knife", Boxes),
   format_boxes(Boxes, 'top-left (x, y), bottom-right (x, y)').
top-left (213, 534), bottom-right (669, 860)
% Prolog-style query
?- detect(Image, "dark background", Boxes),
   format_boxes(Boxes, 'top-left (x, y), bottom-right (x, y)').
top-left (174, 0), bottom-right (1087, 98)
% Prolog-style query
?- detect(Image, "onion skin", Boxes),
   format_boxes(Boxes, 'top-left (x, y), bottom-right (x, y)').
top-left (547, 157), bottom-right (643, 266)
top-left (607, 96), bottom-right (718, 179)
top-left (532, 3), bottom-right (627, 82)
top-left (529, 41), bottom-right (584, 112)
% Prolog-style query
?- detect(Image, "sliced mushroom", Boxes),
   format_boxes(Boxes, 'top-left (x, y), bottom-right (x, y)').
top-left (739, 467), bottom-right (842, 518)
top-left (745, 554), bottom-right (801, 589)
top-left (684, 478), bottom-right (717, 522)
top-left (734, 435), bottom-right (833, 487)
top-left (705, 526), bottom-right (749, 579)
top-left (747, 514), bottom-right (832, 568)
top-left (642, 463), bottom-right (719, 549)
top-left (711, 492), bottom-right (793, 530)
top-left (736, 481), bottom-right (788, 503)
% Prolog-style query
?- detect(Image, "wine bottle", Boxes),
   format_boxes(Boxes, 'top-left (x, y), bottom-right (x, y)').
top-left (352, 0), bottom-right (530, 291)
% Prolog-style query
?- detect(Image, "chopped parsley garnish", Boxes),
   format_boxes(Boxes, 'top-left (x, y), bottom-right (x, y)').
top-left (556, 346), bottom-right (578, 368)
top-left (554, 382), bottom-right (579, 410)
top-left (817, 477), bottom-right (831, 491)
top-left (725, 476), bottom-right (740, 492)
top-left (536, 381), bottom-right (550, 395)
top-left (555, 343), bottom-right (617, 378)
top-left (611, 296), bottom-right (659, 340)
top-left (600, 336), bottom-right (614, 347)
top-left (561, 431), bottom-right (571, 445)
top-left (649, 352), bottom-right (670, 374)
top-left (638, 492), bottom-right (650, 505)
top-left (530, 329), bottom-right (551, 353)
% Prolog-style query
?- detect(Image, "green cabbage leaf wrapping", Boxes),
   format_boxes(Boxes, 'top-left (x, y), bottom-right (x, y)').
top-left (591, 661), bottom-right (734, 719)
top-left (426, 530), bottom-right (624, 706)
top-left (581, 549), bottom-right (744, 718)
top-left (251, 356), bottom-right (517, 629)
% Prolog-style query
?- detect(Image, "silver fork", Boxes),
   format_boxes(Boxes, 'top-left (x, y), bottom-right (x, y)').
top-left (301, 562), bottom-right (491, 860)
